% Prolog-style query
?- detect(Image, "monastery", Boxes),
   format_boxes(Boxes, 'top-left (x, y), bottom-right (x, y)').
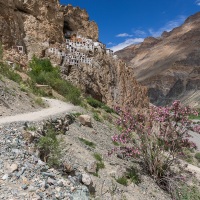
top-left (7, 32), bottom-right (117, 68)
top-left (47, 31), bottom-right (116, 67)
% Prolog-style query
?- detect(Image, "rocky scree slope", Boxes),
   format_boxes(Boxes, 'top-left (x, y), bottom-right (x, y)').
top-left (116, 12), bottom-right (200, 107)
top-left (0, 110), bottom-right (172, 200)
top-left (0, 0), bottom-right (149, 110)
top-left (0, 77), bottom-right (41, 117)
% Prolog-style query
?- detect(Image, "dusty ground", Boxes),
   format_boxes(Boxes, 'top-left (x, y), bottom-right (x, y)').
top-left (0, 98), bottom-right (77, 125)
top-left (0, 77), bottom-right (41, 116)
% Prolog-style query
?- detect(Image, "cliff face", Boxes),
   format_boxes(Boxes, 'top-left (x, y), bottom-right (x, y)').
top-left (116, 12), bottom-right (200, 107)
top-left (62, 55), bottom-right (148, 109)
top-left (0, 0), bottom-right (63, 59)
top-left (62, 5), bottom-right (99, 41)
top-left (0, 1), bottom-right (148, 109)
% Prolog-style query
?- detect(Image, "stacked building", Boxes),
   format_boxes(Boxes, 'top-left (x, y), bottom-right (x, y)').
top-left (47, 32), bottom-right (116, 67)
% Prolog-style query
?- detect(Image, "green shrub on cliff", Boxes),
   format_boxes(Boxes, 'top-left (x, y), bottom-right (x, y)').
top-left (29, 56), bottom-right (81, 105)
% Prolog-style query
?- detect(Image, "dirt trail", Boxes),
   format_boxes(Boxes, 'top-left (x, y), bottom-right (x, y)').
top-left (0, 98), bottom-right (76, 125)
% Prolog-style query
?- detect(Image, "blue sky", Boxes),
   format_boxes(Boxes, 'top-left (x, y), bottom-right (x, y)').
top-left (60, 0), bottom-right (200, 51)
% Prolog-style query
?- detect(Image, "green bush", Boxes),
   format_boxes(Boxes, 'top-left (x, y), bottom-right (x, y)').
top-left (37, 128), bottom-right (61, 167)
top-left (92, 153), bottom-right (105, 176)
top-left (101, 105), bottom-right (114, 113)
top-left (195, 152), bottom-right (200, 162)
top-left (176, 185), bottom-right (200, 200)
top-left (97, 161), bottom-right (105, 170)
top-left (126, 167), bottom-right (141, 185)
top-left (79, 137), bottom-right (96, 148)
top-left (35, 97), bottom-right (45, 107)
top-left (28, 57), bottom-right (81, 105)
top-left (93, 112), bottom-right (102, 122)
top-left (189, 109), bottom-right (200, 120)
top-left (116, 177), bottom-right (128, 186)
top-left (87, 97), bottom-right (103, 108)
top-left (0, 42), bottom-right (3, 61)
top-left (87, 96), bottom-right (114, 113)
top-left (0, 62), bottom-right (22, 83)
top-left (93, 153), bottom-right (103, 162)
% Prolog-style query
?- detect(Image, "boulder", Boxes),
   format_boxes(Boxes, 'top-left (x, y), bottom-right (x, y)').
top-left (9, 163), bottom-right (18, 173)
top-left (78, 115), bottom-right (92, 127)
top-left (81, 173), bottom-right (92, 186)
top-left (86, 161), bottom-right (97, 173)
top-left (22, 131), bottom-right (35, 143)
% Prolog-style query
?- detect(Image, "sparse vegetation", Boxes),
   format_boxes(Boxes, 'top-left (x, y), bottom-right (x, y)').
top-left (112, 141), bottom-right (120, 146)
top-left (93, 112), bottom-right (102, 122)
top-left (93, 153), bottom-right (105, 174)
top-left (97, 161), bottom-right (105, 171)
top-left (0, 42), bottom-right (3, 61)
top-left (71, 112), bottom-right (82, 118)
top-left (93, 153), bottom-right (103, 162)
top-left (189, 109), bottom-right (200, 120)
top-left (111, 101), bottom-right (200, 198)
top-left (101, 105), bottom-right (114, 113)
top-left (0, 62), bottom-right (22, 83)
top-left (37, 128), bottom-right (61, 167)
top-left (87, 96), bottom-right (114, 113)
top-left (195, 152), bottom-right (200, 162)
top-left (175, 185), bottom-right (200, 200)
top-left (27, 126), bottom-right (37, 131)
top-left (116, 176), bottom-right (128, 186)
top-left (87, 97), bottom-right (103, 108)
top-left (28, 56), bottom-right (82, 105)
top-left (35, 97), bottom-right (45, 107)
top-left (79, 137), bottom-right (96, 148)
top-left (126, 167), bottom-right (141, 184)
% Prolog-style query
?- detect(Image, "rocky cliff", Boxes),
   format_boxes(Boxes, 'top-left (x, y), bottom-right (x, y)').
top-left (0, 0), bottom-right (63, 59)
top-left (0, 0), bottom-right (148, 109)
top-left (61, 5), bottom-right (98, 41)
top-left (62, 54), bottom-right (148, 109)
top-left (116, 12), bottom-right (200, 108)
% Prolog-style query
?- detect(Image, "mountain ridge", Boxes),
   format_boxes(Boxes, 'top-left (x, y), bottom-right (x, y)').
top-left (116, 12), bottom-right (200, 107)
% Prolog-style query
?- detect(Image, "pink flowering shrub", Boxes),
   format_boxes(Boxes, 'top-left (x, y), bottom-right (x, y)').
top-left (111, 101), bottom-right (200, 180)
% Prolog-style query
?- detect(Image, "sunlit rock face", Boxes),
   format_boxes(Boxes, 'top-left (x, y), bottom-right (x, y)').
top-left (0, 0), bottom-right (63, 59)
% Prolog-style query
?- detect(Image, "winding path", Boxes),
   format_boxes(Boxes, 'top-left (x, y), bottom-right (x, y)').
top-left (0, 98), bottom-right (76, 125)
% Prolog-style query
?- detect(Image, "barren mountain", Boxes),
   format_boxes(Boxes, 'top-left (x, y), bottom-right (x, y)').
top-left (116, 12), bottom-right (200, 107)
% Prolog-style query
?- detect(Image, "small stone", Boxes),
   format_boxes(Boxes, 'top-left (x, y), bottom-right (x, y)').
top-left (57, 180), bottom-right (64, 187)
top-left (109, 171), bottom-right (116, 178)
top-left (28, 186), bottom-right (37, 192)
top-left (2, 174), bottom-right (8, 180)
top-left (71, 186), bottom-right (76, 192)
top-left (81, 173), bottom-right (92, 186)
top-left (86, 161), bottom-right (97, 173)
top-left (21, 184), bottom-right (28, 190)
top-left (47, 177), bottom-right (55, 185)
top-left (41, 172), bottom-right (55, 178)
top-left (22, 131), bottom-right (35, 143)
top-left (63, 162), bottom-right (74, 173)
top-left (78, 115), bottom-right (92, 127)
top-left (37, 160), bottom-right (45, 166)
top-left (9, 163), bottom-right (18, 173)
top-left (55, 187), bottom-right (61, 192)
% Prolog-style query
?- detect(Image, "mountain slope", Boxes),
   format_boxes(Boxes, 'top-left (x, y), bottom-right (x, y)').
top-left (116, 12), bottom-right (200, 107)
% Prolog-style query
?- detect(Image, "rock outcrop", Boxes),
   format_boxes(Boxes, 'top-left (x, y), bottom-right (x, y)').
top-left (0, 0), bottom-right (63, 60)
top-left (62, 54), bottom-right (148, 109)
top-left (116, 12), bottom-right (200, 107)
top-left (0, 0), bottom-right (149, 109)
top-left (62, 5), bottom-right (99, 41)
